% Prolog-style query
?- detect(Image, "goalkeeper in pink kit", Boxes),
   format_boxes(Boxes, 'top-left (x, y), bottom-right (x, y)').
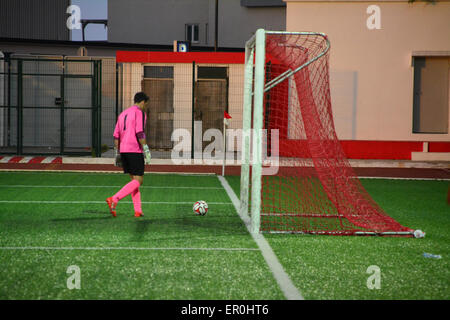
top-left (106, 92), bottom-right (151, 218)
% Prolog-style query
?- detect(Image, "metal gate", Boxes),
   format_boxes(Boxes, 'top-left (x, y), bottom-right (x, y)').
top-left (0, 56), bottom-right (102, 156)
top-left (195, 66), bottom-right (229, 151)
top-left (142, 65), bottom-right (174, 150)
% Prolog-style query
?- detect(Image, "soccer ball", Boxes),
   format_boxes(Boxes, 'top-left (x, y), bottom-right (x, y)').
top-left (193, 200), bottom-right (208, 216)
top-left (413, 229), bottom-right (425, 239)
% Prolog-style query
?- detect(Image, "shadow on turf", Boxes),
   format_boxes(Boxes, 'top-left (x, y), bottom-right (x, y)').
top-left (51, 216), bottom-right (111, 222)
top-left (125, 217), bottom-right (248, 243)
top-left (83, 210), bottom-right (110, 215)
top-left (50, 209), bottom-right (248, 238)
top-left (50, 210), bottom-right (111, 222)
top-left (129, 219), bottom-right (152, 242)
top-left (143, 216), bottom-right (248, 236)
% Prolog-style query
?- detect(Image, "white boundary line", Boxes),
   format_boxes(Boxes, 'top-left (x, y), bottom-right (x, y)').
top-left (0, 185), bottom-right (223, 190)
top-left (217, 175), bottom-right (304, 300)
top-left (0, 246), bottom-right (258, 252)
top-left (0, 169), bottom-right (216, 176)
top-left (358, 176), bottom-right (450, 181)
top-left (1, 170), bottom-right (447, 180)
top-left (0, 200), bottom-right (232, 205)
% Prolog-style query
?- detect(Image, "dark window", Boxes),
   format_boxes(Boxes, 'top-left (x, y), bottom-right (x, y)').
top-left (412, 56), bottom-right (449, 134)
top-left (144, 66), bottom-right (173, 79)
top-left (240, 0), bottom-right (286, 7)
top-left (197, 67), bottom-right (228, 80)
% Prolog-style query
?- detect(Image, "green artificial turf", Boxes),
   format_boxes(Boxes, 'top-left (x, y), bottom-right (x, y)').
top-left (0, 171), bottom-right (448, 300)
top-left (227, 176), bottom-right (450, 299)
top-left (0, 172), bottom-right (284, 300)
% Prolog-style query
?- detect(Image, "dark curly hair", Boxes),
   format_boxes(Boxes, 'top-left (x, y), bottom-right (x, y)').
top-left (134, 92), bottom-right (149, 104)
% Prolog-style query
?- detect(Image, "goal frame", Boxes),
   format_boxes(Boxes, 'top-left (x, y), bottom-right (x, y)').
top-left (238, 29), bottom-right (415, 237)
top-left (239, 29), bottom-right (330, 235)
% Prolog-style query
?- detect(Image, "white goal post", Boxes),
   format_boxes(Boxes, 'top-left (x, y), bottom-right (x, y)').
top-left (239, 29), bottom-right (330, 235)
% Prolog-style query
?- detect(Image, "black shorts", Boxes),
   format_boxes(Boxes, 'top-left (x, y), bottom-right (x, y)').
top-left (120, 153), bottom-right (144, 176)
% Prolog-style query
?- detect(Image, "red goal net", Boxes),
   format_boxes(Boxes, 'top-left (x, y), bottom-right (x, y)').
top-left (258, 32), bottom-right (413, 236)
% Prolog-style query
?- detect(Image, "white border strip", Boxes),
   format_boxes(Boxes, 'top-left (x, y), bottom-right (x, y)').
top-left (0, 156), bottom-right (13, 163)
top-left (18, 157), bottom-right (33, 164)
top-left (41, 157), bottom-right (56, 164)
top-left (217, 175), bottom-right (304, 300)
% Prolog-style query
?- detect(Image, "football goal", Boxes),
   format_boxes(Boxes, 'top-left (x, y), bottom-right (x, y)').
top-left (239, 29), bottom-right (420, 237)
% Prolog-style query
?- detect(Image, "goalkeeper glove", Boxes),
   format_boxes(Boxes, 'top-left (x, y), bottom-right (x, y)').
top-left (114, 147), bottom-right (122, 167)
top-left (143, 144), bottom-right (151, 165)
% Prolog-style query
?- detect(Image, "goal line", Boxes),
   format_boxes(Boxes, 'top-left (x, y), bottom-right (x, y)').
top-left (0, 246), bottom-right (259, 252)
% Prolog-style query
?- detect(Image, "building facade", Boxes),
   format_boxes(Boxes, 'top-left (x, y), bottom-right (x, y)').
top-left (285, 0), bottom-right (450, 160)
top-left (0, 0), bottom-right (70, 41)
top-left (108, 0), bottom-right (286, 48)
top-left (1, 0), bottom-right (449, 160)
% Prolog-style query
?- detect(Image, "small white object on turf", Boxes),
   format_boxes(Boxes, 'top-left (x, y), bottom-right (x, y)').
top-left (414, 229), bottom-right (425, 238)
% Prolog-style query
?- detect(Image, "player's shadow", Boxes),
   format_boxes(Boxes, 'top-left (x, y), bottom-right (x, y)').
top-left (51, 216), bottom-right (111, 222)
top-left (50, 210), bottom-right (111, 222)
top-left (176, 217), bottom-right (248, 235)
top-left (147, 215), bottom-right (248, 236)
top-left (84, 210), bottom-right (110, 215)
top-left (125, 212), bottom-right (248, 243)
top-left (130, 219), bottom-right (153, 242)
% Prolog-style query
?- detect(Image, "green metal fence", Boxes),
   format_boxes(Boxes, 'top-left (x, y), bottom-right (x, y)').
top-left (0, 55), bottom-right (113, 156)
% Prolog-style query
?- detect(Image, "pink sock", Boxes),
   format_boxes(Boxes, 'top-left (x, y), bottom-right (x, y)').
top-left (113, 180), bottom-right (140, 202)
top-left (131, 188), bottom-right (142, 213)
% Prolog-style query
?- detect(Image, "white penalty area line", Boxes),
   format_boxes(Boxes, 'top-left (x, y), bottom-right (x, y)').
top-left (0, 200), bottom-right (232, 205)
top-left (0, 246), bottom-right (258, 252)
top-left (217, 175), bottom-right (304, 301)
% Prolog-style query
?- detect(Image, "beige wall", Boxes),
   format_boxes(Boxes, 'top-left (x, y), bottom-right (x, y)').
top-left (285, 0), bottom-right (450, 141)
